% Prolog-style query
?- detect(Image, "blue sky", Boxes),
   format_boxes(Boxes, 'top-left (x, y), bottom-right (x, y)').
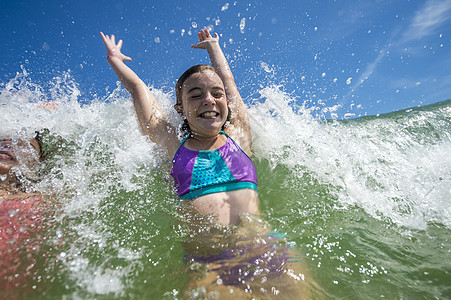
top-left (1, 0), bottom-right (450, 118)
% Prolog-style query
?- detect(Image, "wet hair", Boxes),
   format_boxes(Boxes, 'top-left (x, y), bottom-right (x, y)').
top-left (3, 129), bottom-right (69, 190)
top-left (34, 128), bottom-right (67, 161)
top-left (175, 64), bottom-right (231, 134)
top-left (34, 129), bottom-right (49, 160)
top-left (34, 130), bottom-right (44, 159)
top-left (3, 129), bottom-right (50, 189)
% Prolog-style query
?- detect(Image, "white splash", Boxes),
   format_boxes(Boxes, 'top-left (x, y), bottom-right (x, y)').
top-left (249, 85), bottom-right (451, 230)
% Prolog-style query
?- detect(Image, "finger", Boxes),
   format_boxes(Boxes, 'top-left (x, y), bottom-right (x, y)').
top-left (204, 28), bottom-right (211, 37)
top-left (198, 32), bottom-right (204, 41)
top-left (118, 39), bottom-right (123, 49)
top-left (100, 32), bottom-right (107, 42)
top-left (214, 32), bottom-right (219, 39)
top-left (123, 55), bottom-right (132, 62)
top-left (199, 30), bottom-right (206, 40)
top-left (100, 32), bottom-right (110, 41)
top-left (111, 34), bottom-right (115, 44)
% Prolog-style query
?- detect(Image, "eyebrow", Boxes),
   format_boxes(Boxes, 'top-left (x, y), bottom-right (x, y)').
top-left (187, 87), bottom-right (201, 94)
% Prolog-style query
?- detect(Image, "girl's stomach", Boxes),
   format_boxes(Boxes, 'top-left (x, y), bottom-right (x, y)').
top-left (191, 188), bottom-right (259, 225)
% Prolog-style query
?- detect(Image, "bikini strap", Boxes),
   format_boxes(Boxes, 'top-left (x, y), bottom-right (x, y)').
top-left (220, 130), bottom-right (253, 161)
top-left (172, 131), bottom-right (228, 161)
top-left (171, 134), bottom-right (191, 162)
top-left (219, 130), bottom-right (229, 138)
top-left (180, 134), bottom-right (191, 144)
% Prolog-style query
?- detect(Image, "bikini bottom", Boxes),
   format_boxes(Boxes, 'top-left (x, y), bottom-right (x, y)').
top-left (184, 232), bottom-right (301, 287)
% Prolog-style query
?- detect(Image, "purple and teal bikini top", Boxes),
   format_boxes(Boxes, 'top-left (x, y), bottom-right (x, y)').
top-left (170, 131), bottom-right (258, 200)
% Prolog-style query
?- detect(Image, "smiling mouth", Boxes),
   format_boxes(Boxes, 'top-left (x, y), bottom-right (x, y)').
top-left (199, 112), bottom-right (219, 118)
top-left (0, 152), bottom-right (14, 161)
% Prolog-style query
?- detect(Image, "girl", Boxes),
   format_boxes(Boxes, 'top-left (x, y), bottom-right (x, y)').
top-left (101, 28), bottom-right (319, 298)
top-left (101, 28), bottom-right (258, 226)
top-left (0, 132), bottom-right (48, 295)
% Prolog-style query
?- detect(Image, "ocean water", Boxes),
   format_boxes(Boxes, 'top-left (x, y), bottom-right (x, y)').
top-left (1, 69), bottom-right (450, 299)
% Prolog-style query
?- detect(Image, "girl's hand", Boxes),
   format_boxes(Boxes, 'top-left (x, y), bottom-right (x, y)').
top-left (100, 32), bottom-right (132, 62)
top-left (191, 27), bottom-right (219, 49)
top-left (37, 101), bottom-right (58, 112)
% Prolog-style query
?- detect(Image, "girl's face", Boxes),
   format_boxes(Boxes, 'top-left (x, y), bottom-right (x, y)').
top-left (0, 138), bottom-right (40, 175)
top-left (180, 70), bottom-right (228, 136)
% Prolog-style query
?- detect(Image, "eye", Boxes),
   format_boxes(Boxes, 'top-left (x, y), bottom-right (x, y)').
top-left (213, 91), bottom-right (224, 98)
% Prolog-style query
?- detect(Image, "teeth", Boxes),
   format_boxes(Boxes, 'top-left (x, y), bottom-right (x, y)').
top-left (202, 112), bottom-right (217, 117)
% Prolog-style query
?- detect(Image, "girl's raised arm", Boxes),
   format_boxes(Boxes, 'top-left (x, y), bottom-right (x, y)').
top-left (100, 32), bottom-right (179, 157)
top-left (191, 28), bottom-right (252, 155)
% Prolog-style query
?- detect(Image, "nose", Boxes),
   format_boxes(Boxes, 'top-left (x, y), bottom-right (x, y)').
top-left (203, 92), bottom-right (216, 105)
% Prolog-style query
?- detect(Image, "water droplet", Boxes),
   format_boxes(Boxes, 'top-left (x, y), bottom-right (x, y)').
top-left (240, 18), bottom-right (246, 33)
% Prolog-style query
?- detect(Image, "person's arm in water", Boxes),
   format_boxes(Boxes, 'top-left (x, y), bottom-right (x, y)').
top-left (100, 32), bottom-right (178, 156)
top-left (191, 28), bottom-right (252, 155)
